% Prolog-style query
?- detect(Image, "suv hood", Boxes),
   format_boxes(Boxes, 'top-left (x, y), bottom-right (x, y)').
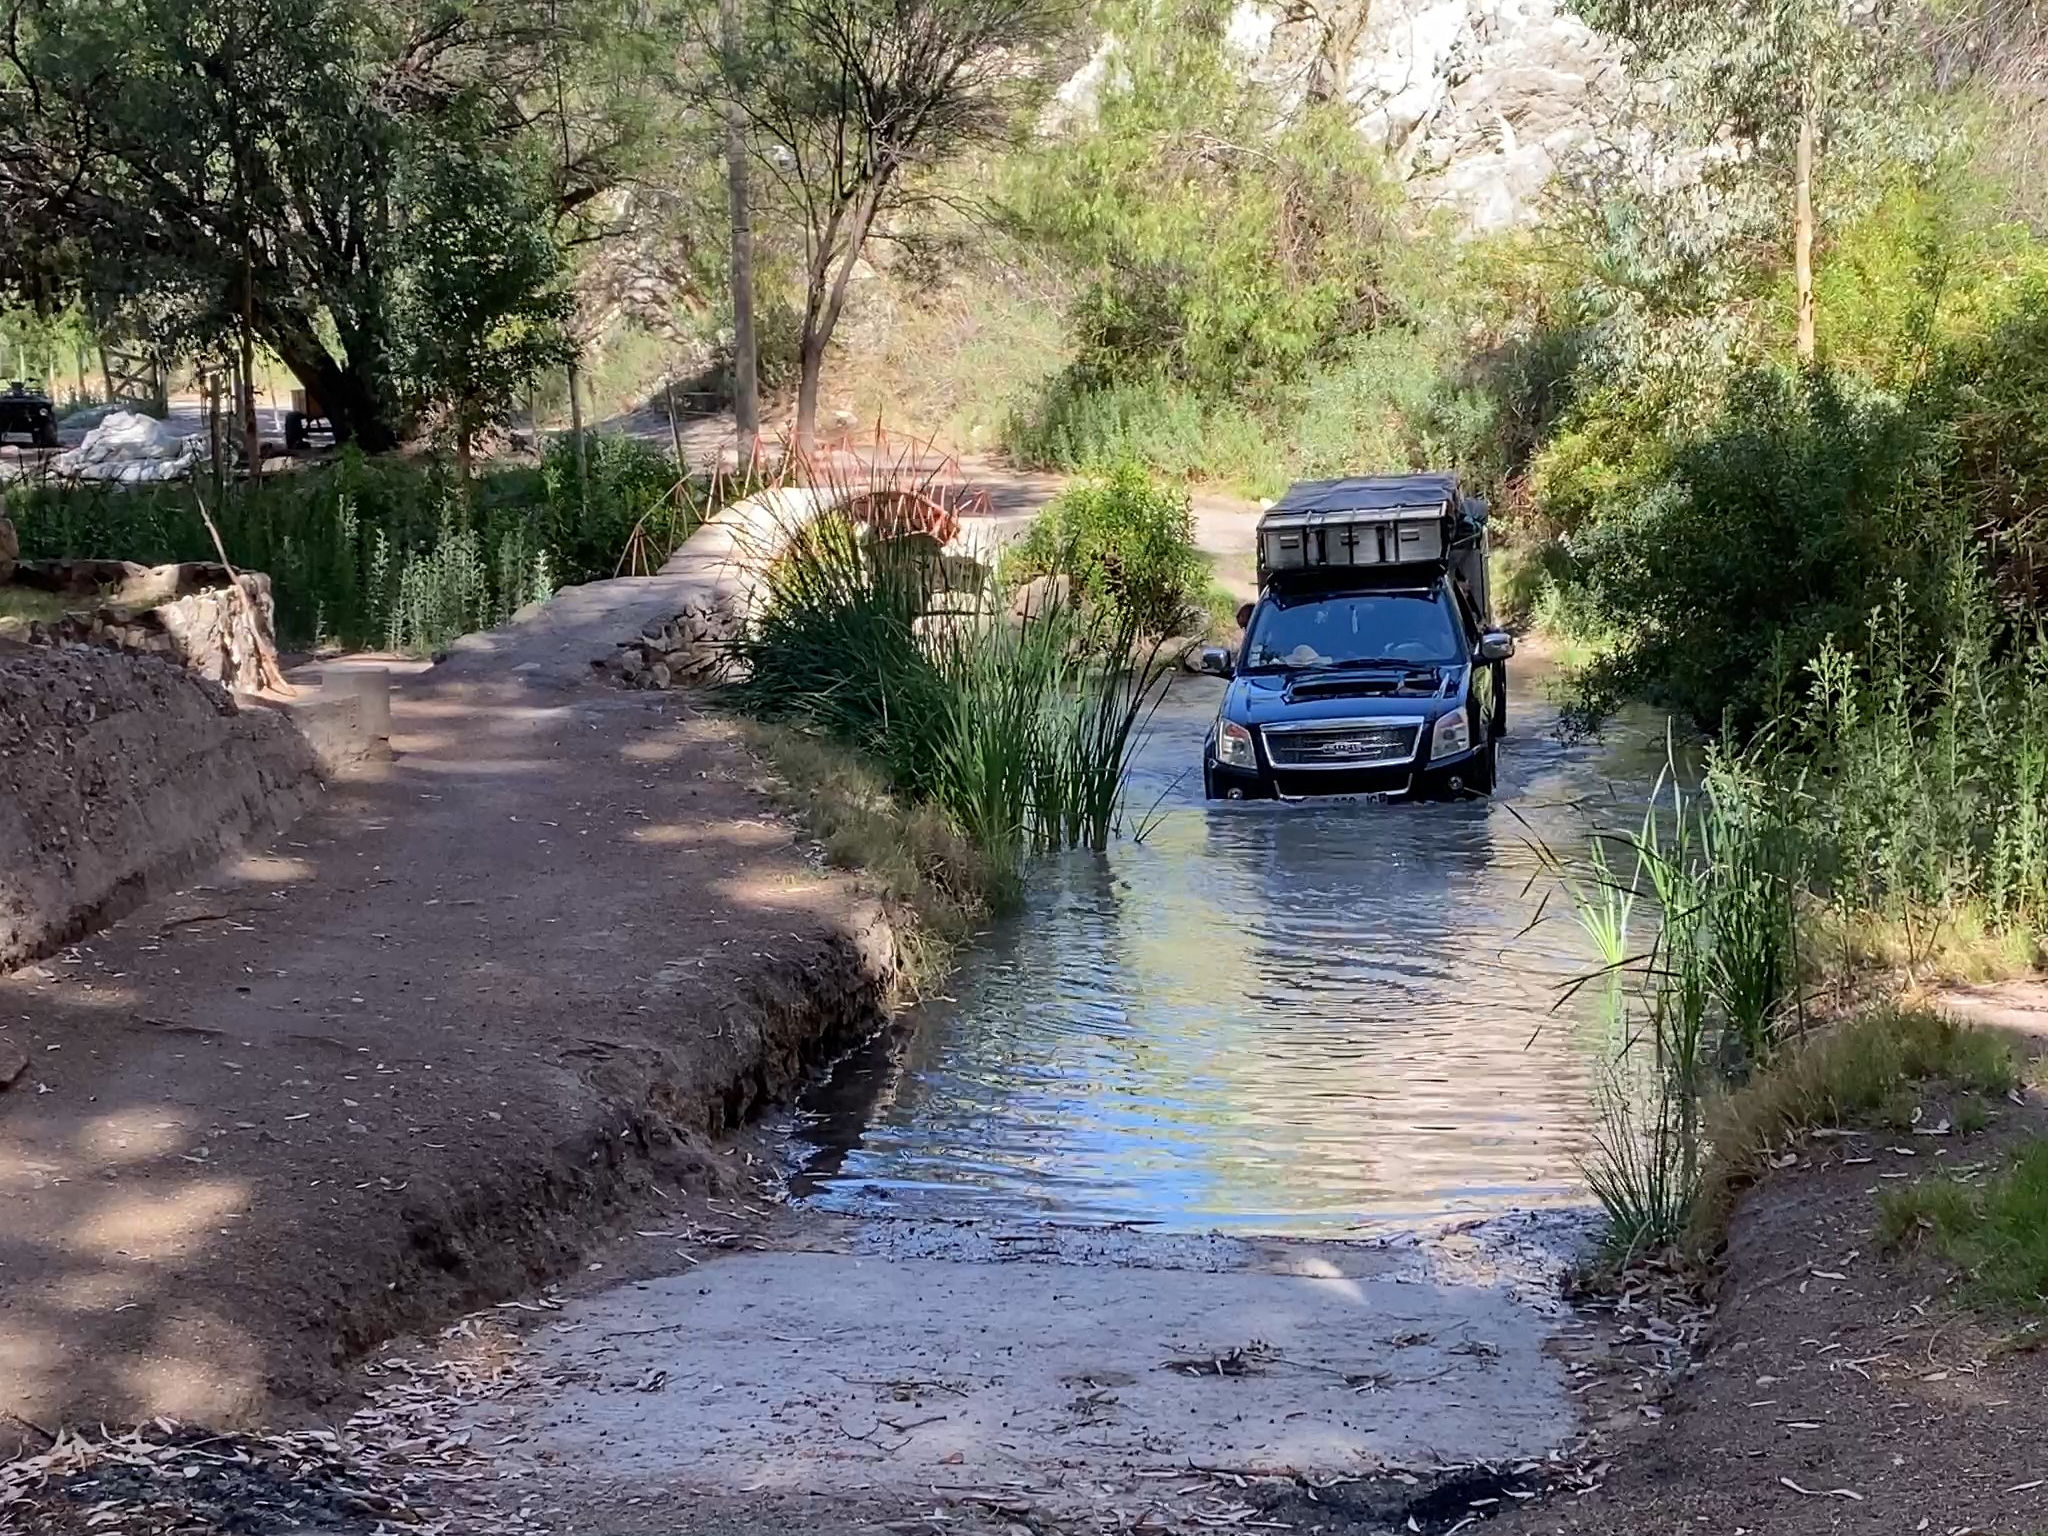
top-left (1225, 666), bottom-right (1464, 728)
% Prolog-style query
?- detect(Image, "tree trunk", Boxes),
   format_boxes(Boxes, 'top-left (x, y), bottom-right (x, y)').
top-left (242, 238), bottom-right (261, 470)
top-left (260, 306), bottom-right (400, 452)
top-left (794, 333), bottom-right (825, 453)
top-left (567, 353), bottom-right (589, 505)
top-left (1794, 95), bottom-right (1816, 363)
top-left (791, 181), bottom-right (887, 455)
top-left (207, 375), bottom-right (224, 499)
top-left (722, 0), bottom-right (760, 465)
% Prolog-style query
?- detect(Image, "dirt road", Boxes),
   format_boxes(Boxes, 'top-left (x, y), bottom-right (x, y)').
top-left (0, 573), bottom-right (896, 1439)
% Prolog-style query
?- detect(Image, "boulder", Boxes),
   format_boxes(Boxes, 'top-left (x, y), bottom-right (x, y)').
top-left (1010, 573), bottom-right (1071, 621)
top-left (0, 514), bottom-right (17, 584)
top-left (49, 411), bottom-right (204, 484)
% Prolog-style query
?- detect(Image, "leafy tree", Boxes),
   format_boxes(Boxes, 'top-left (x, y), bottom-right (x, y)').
top-left (720, 0), bottom-right (762, 458)
top-left (390, 135), bottom-right (574, 478)
top-left (709, 0), bottom-right (1069, 448)
top-left (1011, 11), bottom-right (1399, 399)
top-left (1572, 0), bottom-right (1932, 361)
top-left (0, 0), bottom-right (619, 448)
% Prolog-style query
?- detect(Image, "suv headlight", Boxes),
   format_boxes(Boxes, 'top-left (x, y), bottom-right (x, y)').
top-left (1215, 718), bottom-right (1257, 769)
top-left (1429, 709), bottom-right (1472, 762)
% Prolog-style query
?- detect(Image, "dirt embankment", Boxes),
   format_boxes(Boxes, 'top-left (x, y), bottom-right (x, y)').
top-left (0, 643), bottom-right (320, 975)
top-left (0, 651), bottom-right (900, 1447)
top-left (1493, 1080), bottom-right (2048, 1535)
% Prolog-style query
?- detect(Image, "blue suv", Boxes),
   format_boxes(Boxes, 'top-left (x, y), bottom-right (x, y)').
top-left (1200, 475), bottom-right (1514, 801)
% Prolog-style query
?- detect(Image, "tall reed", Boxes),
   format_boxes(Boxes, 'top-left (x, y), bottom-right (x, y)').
top-left (728, 500), bottom-right (1167, 894)
top-left (1569, 542), bottom-right (2046, 1260)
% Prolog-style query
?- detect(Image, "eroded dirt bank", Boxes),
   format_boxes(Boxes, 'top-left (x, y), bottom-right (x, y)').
top-left (0, 650), bottom-right (899, 1441)
top-left (1487, 1057), bottom-right (2048, 1536)
top-left (0, 642), bottom-right (321, 974)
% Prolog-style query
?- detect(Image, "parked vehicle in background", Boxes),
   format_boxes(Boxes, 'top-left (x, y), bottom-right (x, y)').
top-left (283, 387), bottom-right (333, 452)
top-left (1199, 473), bottom-right (1514, 800)
top-left (0, 383), bottom-right (60, 448)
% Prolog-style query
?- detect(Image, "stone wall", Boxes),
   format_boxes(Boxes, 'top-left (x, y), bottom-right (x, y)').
top-left (590, 488), bottom-right (979, 689)
top-left (593, 487), bottom-right (833, 689)
top-left (603, 598), bottom-right (746, 689)
top-left (0, 643), bottom-right (321, 972)
top-left (7, 559), bottom-right (282, 694)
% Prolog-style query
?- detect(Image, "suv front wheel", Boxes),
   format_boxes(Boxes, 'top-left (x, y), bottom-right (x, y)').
top-left (1465, 735), bottom-right (1498, 794)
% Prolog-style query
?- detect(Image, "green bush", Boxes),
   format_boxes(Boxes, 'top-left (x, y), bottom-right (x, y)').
top-left (727, 514), bottom-right (1163, 893)
top-left (1556, 366), bottom-right (1939, 731)
top-left (7, 434), bottom-right (690, 654)
top-left (1008, 461), bottom-right (1207, 637)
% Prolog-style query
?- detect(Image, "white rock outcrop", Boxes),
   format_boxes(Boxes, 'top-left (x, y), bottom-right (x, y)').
top-left (1052, 0), bottom-right (1628, 233)
top-left (1248, 0), bottom-right (1628, 230)
top-left (49, 411), bottom-right (204, 484)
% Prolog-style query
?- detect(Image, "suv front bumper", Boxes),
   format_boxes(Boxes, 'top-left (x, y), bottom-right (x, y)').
top-left (1205, 741), bottom-right (1489, 801)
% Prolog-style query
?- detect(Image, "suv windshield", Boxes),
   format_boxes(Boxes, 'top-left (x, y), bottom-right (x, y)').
top-left (1242, 587), bottom-right (1463, 671)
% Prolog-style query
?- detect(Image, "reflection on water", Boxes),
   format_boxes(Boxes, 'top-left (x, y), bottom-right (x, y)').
top-left (788, 660), bottom-right (1667, 1234)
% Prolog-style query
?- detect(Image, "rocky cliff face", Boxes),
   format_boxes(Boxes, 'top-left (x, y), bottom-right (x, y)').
top-left (1057, 0), bottom-right (1628, 233)
top-left (1244, 0), bottom-right (1627, 229)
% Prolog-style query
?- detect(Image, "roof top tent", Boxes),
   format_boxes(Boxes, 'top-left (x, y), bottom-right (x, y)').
top-left (1256, 472), bottom-right (1492, 626)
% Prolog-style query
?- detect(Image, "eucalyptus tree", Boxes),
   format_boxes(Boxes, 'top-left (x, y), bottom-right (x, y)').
top-left (1574, 0), bottom-right (1932, 361)
top-left (705, 0), bottom-right (1071, 449)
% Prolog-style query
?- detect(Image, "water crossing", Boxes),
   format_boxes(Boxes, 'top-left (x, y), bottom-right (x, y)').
top-left (789, 658), bottom-right (1665, 1234)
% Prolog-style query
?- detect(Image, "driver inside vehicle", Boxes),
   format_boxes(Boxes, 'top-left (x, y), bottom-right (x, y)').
top-left (1241, 588), bottom-right (1462, 672)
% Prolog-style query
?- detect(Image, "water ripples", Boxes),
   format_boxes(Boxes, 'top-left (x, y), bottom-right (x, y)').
top-left (788, 665), bottom-right (1664, 1234)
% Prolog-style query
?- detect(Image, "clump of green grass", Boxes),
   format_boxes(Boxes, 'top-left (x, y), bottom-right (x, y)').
top-left (1688, 1006), bottom-right (2017, 1253)
top-left (1558, 747), bottom-right (1807, 1260)
top-left (1878, 1139), bottom-right (2048, 1312)
top-left (728, 484), bottom-right (1170, 897)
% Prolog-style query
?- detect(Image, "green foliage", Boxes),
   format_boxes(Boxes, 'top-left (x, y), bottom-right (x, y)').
top-left (1573, 752), bottom-right (1805, 1257)
top-left (1522, 173), bottom-right (2048, 719)
top-left (1560, 365), bottom-right (1935, 731)
top-left (1013, 34), bottom-right (1399, 396)
top-left (0, 0), bottom-right (645, 448)
top-left (1566, 552), bottom-right (2048, 1261)
top-left (1879, 1140), bottom-right (2048, 1312)
top-left (389, 126), bottom-right (574, 455)
top-left (1002, 326), bottom-right (1488, 497)
top-left (1003, 10), bottom-right (1449, 482)
top-left (1785, 558), bottom-right (2048, 937)
top-left (1008, 461), bottom-right (1206, 636)
top-left (714, 0), bottom-right (1067, 444)
top-left (7, 436), bottom-right (690, 653)
top-left (727, 513), bottom-right (1165, 892)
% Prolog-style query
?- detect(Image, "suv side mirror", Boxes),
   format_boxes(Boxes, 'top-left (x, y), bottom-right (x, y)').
top-left (1478, 631), bottom-right (1515, 663)
top-left (1197, 646), bottom-right (1235, 677)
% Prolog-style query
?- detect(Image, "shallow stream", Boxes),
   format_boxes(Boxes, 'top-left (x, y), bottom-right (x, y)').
top-left (787, 658), bottom-right (1666, 1235)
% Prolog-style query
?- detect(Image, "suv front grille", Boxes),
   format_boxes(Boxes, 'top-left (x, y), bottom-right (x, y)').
top-left (1262, 718), bottom-right (1422, 770)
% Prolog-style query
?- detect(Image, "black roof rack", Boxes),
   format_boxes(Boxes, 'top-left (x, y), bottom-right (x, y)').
top-left (1264, 474), bottom-right (1460, 518)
